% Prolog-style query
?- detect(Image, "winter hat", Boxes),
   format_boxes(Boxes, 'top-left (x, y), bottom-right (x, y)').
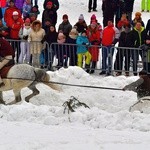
top-left (135, 12), bottom-right (141, 16)
top-left (81, 30), bottom-right (87, 35)
top-left (46, 1), bottom-right (53, 6)
top-left (12, 11), bottom-right (19, 16)
top-left (62, 14), bottom-right (68, 19)
top-left (69, 28), bottom-right (78, 39)
top-left (79, 14), bottom-right (84, 20)
top-left (25, 18), bottom-right (31, 23)
top-left (91, 14), bottom-right (96, 20)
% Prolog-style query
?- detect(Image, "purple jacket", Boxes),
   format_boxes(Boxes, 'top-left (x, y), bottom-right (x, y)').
top-left (15, 0), bottom-right (25, 10)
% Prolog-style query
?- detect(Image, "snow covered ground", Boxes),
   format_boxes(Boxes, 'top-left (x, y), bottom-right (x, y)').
top-left (1, 0), bottom-right (150, 150)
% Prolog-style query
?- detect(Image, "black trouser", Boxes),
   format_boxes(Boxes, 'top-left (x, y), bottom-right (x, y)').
top-left (88, 0), bottom-right (97, 10)
top-left (114, 48), bottom-right (130, 73)
top-left (11, 40), bottom-right (20, 63)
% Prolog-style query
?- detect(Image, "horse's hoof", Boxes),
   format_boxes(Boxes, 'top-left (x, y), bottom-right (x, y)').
top-left (6, 100), bottom-right (17, 105)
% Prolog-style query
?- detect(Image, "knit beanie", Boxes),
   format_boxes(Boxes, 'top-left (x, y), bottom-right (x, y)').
top-left (91, 14), bottom-right (96, 20)
top-left (79, 14), bottom-right (84, 20)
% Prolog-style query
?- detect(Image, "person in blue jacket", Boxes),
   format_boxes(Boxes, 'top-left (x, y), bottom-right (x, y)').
top-left (76, 30), bottom-right (91, 72)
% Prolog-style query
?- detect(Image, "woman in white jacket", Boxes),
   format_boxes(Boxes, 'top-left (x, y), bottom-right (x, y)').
top-left (18, 18), bottom-right (31, 64)
top-left (28, 20), bottom-right (45, 67)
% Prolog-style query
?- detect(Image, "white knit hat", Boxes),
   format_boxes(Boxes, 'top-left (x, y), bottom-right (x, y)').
top-left (12, 11), bottom-right (19, 16)
top-left (79, 14), bottom-right (84, 20)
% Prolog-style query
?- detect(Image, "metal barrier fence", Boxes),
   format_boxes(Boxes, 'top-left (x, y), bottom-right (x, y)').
top-left (5, 39), bottom-right (149, 76)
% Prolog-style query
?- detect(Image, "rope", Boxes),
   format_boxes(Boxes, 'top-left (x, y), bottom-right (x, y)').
top-left (3, 77), bottom-right (123, 91)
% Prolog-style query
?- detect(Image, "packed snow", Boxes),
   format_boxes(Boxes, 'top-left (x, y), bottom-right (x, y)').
top-left (1, 0), bottom-right (150, 150)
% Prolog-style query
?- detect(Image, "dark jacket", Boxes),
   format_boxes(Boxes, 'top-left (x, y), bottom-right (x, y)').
top-left (146, 19), bottom-right (150, 35)
top-left (74, 21), bottom-right (87, 33)
top-left (42, 8), bottom-right (57, 27)
top-left (43, 0), bottom-right (59, 11)
top-left (131, 27), bottom-right (147, 48)
top-left (58, 21), bottom-right (72, 37)
top-left (119, 30), bottom-right (133, 47)
top-left (124, 0), bottom-right (134, 12)
top-left (124, 75), bottom-right (150, 99)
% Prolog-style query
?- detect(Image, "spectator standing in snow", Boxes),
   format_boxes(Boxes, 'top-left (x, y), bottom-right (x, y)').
top-left (28, 20), bottom-right (45, 67)
top-left (41, 24), bottom-right (58, 70)
top-left (76, 30), bottom-right (91, 72)
top-left (87, 21), bottom-right (101, 74)
top-left (74, 14), bottom-right (87, 34)
top-left (102, 0), bottom-right (116, 27)
top-left (131, 12), bottom-right (145, 27)
top-left (6, 11), bottom-right (24, 63)
top-left (31, 0), bottom-right (38, 6)
top-left (88, 0), bottom-right (97, 12)
top-left (146, 19), bottom-right (150, 35)
top-left (22, 0), bottom-right (32, 20)
top-left (66, 28), bottom-right (79, 66)
top-left (100, 20), bottom-right (120, 76)
top-left (141, 0), bottom-right (150, 12)
top-left (114, 24), bottom-right (132, 76)
top-left (130, 21), bottom-right (147, 76)
top-left (124, 0), bottom-right (135, 23)
top-left (58, 14), bottom-right (72, 37)
top-left (4, 0), bottom-right (22, 25)
top-left (42, 1), bottom-right (57, 28)
top-left (18, 18), bottom-right (31, 64)
top-left (43, 0), bottom-right (59, 11)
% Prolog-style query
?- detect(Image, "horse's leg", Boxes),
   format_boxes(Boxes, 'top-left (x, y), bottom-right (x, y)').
top-left (6, 90), bottom-right (21, 105)
top-left (25, 83), bottom-right (40, 102)
top-left (0, 91), bottom-right (5, 104)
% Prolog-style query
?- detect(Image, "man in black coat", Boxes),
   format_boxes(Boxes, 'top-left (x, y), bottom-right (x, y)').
top-left (124, 0), bottom-right (135, 23)
top-left (114, 24), bottom-right (133, 76)
top-left (43, 0), bottom-right (59, 11)
top-left (131, 22), bottom-right (147, 76)
top-left (146, 19), bottom-right (150, 35)
top-left (102, 0), bottom-right (116, 27)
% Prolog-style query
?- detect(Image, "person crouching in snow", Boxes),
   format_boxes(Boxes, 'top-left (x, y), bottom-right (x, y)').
top-left (76, 30), bottom-right (91, 73)
top-left (123, 70), bottom-right (150, 99)
top-left (18, 18), bottom-right (31, 64)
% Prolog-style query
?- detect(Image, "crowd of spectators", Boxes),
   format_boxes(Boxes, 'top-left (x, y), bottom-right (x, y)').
top-left (0, 0), bottom-right (150, 76)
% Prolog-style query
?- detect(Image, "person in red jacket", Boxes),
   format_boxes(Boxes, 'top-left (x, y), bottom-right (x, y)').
top-left (0, 38), bottom-right (15, 87)
top-left (6, 11), bottom-right (24, 63)
top-left (4, 0), bottom-right (21, 25)
top-left (87, 21), bottom-right (101, 74)
top-left (100, 20), bottom-right (120, 76)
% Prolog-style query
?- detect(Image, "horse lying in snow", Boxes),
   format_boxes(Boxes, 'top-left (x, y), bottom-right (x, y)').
top-left (0, 64), bottom-right (60, 105)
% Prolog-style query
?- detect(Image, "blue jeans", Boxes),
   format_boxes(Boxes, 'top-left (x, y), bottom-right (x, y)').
top-left (101, 46), bottom-right (114, 74)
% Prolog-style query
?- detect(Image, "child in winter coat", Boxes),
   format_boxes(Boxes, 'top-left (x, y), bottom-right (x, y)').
top-left (18, 18), bottom-right (31, 64)
top-left (76, 30), bottom-right (91, 72)
top-left (87, 21), bottom-right (101, 74)
top-left (56, 32), bottom-right (67, 69)
top-left (67, 28), bottom-right (79, 66)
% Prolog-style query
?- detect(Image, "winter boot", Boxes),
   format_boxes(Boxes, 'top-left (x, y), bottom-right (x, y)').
top-left (85, 64), bottom-right (90, 73)
top-left (90, 61), bottom-right (96, 74)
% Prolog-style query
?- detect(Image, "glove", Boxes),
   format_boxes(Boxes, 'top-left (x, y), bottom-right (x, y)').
top-left (139, 44), bottom-right (149, 51)
top-left (23, 35), bottom-right (28, 40)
